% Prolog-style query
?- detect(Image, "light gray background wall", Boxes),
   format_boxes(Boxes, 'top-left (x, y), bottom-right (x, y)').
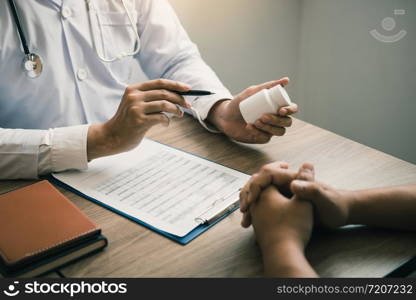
top-left (169, 0), bottom-right (301, 94)
top-left (296, 0), bottom-right (416, 164)
top-left (137, 0), bottom-right (416, 164)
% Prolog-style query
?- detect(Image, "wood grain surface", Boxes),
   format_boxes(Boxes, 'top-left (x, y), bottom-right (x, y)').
top-left (1, 116), bottom-right (415, 277)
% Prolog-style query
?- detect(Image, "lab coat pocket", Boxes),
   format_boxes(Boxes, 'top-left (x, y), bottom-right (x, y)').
top-left (95, 11), bottom-right (140, 84)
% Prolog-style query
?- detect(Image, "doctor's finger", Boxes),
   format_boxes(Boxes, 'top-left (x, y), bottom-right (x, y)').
top-left (242, 81), bottom-right (278, 99)
top-left (143, 90), bottom-right (190, 109)
top-left (260, 114), bottom-right (292, 128)
top-left (278, 103), bottom-right (298, 116)
top-left (144, 101), bottom-right (183, 117)
top-left (144, 113), bottom-right (170, 127)
top-left (241, 78), bottom-right (290, 100)
top-left (243, 124), bottom-right (272, 144)
top-left (254, 121), bottom-right (286, 136)
top-left (133, 79), bottom-right (190, 93)
top-left (258, 77), bottom-right (290, 90)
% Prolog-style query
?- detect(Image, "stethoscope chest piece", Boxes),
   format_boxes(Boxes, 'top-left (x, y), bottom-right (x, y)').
top-left (8, 0), bottom-right (43, 79)
top-left (23, 53), bottom-right (43, 78)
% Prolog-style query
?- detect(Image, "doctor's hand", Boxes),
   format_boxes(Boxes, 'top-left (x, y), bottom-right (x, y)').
top-left (87, 79), bottom-right (191, 160)
top-left (207, 77), bottom-right (298, 144)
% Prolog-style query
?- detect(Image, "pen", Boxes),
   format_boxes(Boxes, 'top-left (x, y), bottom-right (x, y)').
top-left (175, 90), bottom-right (215, 96)
top-left (205, 201), bottom-right (239, 224)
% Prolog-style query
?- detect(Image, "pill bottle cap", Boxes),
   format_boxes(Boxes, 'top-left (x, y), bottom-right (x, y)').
top-left (269, 85), bottom-right (292, 108)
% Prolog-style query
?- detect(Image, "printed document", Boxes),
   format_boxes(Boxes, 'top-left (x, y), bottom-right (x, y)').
top-left (53, 139), bottom-right (250, 237)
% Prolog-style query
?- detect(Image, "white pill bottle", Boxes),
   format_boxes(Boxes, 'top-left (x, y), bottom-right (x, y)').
top-left (239, 85), bottom-right (292, 124)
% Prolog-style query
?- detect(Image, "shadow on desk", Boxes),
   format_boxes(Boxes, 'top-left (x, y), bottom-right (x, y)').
top-left (307, 225), bottom-right (416, 277)
top-left (2, 116), bottom-right (416, 278)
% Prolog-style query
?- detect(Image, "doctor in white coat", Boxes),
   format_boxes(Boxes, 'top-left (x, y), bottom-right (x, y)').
top-left (0, 0), bottom-right (297, 179)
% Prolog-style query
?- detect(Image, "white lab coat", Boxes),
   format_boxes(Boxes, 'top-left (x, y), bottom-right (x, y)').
top-left (0, 0), bottom-right (232, 179)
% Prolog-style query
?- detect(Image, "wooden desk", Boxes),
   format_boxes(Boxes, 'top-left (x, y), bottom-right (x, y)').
top-left (1, 116), bottom-right (415, 277)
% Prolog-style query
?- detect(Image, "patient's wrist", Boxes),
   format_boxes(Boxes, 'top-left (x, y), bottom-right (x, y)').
top-left (261, 240), bottom-right (308, 277)
top-left (258, 232), bottom-right (305, 256)
top-left (345, 190), bottom-right (362, 225)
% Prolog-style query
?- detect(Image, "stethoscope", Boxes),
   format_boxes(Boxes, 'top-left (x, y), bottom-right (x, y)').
top-left (8, 0), bottom-right (140, 79)
top-left (87, 0), bottom-right (141, 62)
top-left (8, 0), bottom-right (43, 78)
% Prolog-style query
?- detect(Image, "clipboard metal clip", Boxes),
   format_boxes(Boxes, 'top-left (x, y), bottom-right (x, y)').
top-left (194, 190), bottom-right (240, 225)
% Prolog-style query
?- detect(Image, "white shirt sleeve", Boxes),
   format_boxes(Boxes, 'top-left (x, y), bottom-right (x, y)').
top-left (136, 0), bottom-right (233, 130)
top-left (0, 125), bottom-right (89, 179)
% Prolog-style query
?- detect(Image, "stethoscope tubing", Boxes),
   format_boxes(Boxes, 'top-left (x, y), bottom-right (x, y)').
top-left (86, 0), bottom-right (141, 62)
top-left (8, 0), bottom-right (31, 56)
top-left (8, 0), bottom-right (140, 78)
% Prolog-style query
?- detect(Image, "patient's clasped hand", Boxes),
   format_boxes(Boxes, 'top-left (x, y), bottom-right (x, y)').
top-left (239, 161), bottom-right (416, 277)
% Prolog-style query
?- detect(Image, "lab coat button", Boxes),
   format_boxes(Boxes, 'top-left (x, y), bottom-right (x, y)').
top-left (61, 7), bottom-right (72, 19)
top-left (77, 69), bottom-right (88, 81)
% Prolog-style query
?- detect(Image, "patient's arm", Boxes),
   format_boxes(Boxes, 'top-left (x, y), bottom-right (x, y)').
top-left (291, 181), bottom-right (416, 231)
top-left (348, 185), bottom-right (416, 230)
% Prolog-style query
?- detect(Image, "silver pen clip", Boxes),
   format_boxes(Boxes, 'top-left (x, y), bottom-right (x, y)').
top-left (194, 190), bottom-right (240, 225)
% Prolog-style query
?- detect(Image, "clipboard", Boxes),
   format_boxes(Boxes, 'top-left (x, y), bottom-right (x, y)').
top-left (49, 139), bottom-right (249, 245)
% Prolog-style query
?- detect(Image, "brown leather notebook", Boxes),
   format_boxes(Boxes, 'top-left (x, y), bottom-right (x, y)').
top-left (0, 180), bottom-right (102, 270)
